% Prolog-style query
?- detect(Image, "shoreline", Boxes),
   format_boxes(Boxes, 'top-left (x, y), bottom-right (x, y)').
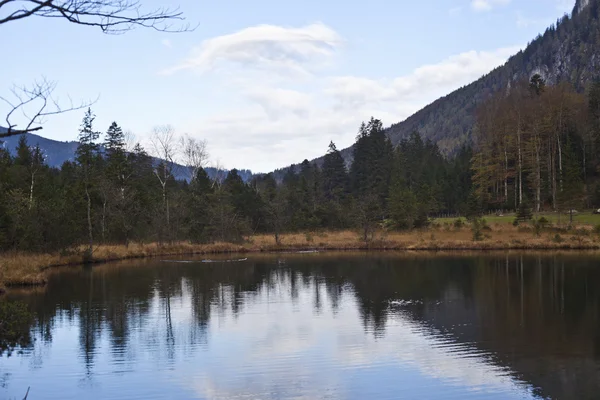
top-left (1, 228), bottom-right (599, 291)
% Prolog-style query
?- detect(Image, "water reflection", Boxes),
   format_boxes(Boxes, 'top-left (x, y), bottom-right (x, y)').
top-left (1, 252), bottom-right (600, 399)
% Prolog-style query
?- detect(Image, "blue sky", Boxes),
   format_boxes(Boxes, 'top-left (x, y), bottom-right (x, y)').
top-left (0, 0), bottom-right (575, 172)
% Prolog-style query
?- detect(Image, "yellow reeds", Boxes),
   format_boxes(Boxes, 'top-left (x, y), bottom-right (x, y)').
top-left (1, 225), bottom-right (599, 289)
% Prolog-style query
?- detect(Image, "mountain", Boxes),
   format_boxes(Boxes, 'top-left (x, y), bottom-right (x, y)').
top-left (284, 0), bottom-right (599, 173)
top-left (1, 131), bottom-right (80, 168)
top-left (0, 132), bottom-right (253, 182)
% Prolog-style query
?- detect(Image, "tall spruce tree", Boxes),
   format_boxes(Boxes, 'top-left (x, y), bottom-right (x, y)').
top-left (76, 108), bottom-right (100, 255)
top-left (350, 117), bottom-right (393, 216)
top-left (322, 141), bottom-right (348, 200)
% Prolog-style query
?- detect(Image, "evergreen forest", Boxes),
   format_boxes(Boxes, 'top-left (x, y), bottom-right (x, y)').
top-left (1, 76), bottom-right (600, 254)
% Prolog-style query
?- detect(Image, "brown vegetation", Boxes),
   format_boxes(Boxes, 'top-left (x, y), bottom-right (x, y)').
top-left (1, 223), bottom-right (599, 290)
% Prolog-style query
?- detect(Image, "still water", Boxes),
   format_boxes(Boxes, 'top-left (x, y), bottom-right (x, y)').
top-left (1, 252), bottom-right (600, 399)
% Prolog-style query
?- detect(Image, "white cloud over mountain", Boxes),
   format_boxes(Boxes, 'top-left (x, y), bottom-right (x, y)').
top-left (166, 23), bottom-right (520, 172)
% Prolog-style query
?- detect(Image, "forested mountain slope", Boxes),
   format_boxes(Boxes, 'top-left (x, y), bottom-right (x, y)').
top-left (295, 0), bottom-right (600, 172)
top-left (387, 0), bottom-right (600, 154)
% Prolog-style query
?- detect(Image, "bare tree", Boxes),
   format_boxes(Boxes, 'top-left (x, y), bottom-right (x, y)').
top-left (150, 124), bottom-right (177, 241)
top-left (123, 129), bottom-right (137, 153)
top-left (1, 0), bottom-right (194, 138)
top-left (180, 134), bottom-right (208, 181)
top-left (211, 159), bottom-right (227, 190)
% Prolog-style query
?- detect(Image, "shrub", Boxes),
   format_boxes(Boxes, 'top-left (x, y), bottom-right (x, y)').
top-left (594, 225), bottom-right (600, 235)
top-left (534, 217), bottom-right (550, 237)
top-left (516, 200), bottom-right (533, 222)
top-left (471, 218), bottom-right (485, 242)
top-left (552, 234), bottom-right (563, 243)
top-left (454, 218), bottom-right (464, 229)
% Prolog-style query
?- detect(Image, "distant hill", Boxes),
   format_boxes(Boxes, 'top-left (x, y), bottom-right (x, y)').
top-left (277, 0), bottom-right (600, 175)
top-left (0, 131), bottom-right (253, 182)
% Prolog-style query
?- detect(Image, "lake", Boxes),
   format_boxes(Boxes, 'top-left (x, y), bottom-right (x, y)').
top-left (1, 252), bottom-right (600, 399)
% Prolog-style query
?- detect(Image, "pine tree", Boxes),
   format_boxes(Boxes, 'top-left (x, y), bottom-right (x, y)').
top-left (322, 141), bottom-right (348, 200)
top-left (188, 168), bottom-right (214, 243)
top-left (104, 122), bottom-right (128, 187)
top-left (559, 137), bottom-right (585, 224)
top-left (14, 135), bottom-right (32, 167)
top-left (76, 108), bottom-right (100, 256)
top-left (350, 117), bottom-right (393, 214)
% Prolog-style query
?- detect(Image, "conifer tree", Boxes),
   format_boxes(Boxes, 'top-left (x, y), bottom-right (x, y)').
top-left (76, 108), bottom-right (100, 255)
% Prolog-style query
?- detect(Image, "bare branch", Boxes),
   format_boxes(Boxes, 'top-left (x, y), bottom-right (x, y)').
top-left (0, 78), bottom-right (95, 138)
top-left (0, 0), bottom-right (196, 33)
top-left (123, 129), bottom-right (137, 153)
top-left (211, 160), bottom-right (226, 189)
top-left (149, 124), bottom-right (177, 164)
top-left (180, 134), bottom-right (208, 181)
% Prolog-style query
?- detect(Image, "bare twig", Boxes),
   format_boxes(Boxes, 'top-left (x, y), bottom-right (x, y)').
top-left (180, 134), bottom-right (208, 181)
top-left (0, 0), bottom-right (196, 33)
top-left (0, 78), bottom-right (95, 138)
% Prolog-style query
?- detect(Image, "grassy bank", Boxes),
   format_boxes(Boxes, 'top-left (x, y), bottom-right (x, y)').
top-left (1, 223), bottom-right (600, 290)
top-left (436, 211), bottom-right (600, 226)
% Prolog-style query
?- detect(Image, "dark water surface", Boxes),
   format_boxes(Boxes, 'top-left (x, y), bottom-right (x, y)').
top-left (2, 252), bottom-right (600, 400)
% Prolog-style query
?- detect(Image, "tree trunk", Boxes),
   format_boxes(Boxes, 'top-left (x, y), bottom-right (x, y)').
top-left (517, 113), bottom-right (523, 205)
top-left (569, 209), bottom-right (573, 225)
top-left (551, 147), bottom-right (557, 210)
top-left (29, 172), bottom-right (35, 209)
top-left (557, 103), bottom-right (564, 193)
top-left (85, 185), bottom-right (93, 256)
top-left (101, 198), bottom-right (107, 242)
top-left (557, 135), bottom-right (563, 193)
top-left (535, 136), bottom-right (541, 213)
top-left (504, 147), bottom-right (508, 201)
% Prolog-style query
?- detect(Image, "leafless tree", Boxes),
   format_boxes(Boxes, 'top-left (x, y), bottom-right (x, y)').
top-left (210, 159), bottom-right (227, 189)
top-left (150, 124), bottom-right (177, 241)
top-left (123, 129), bottom-right (137, 152)
top-left (180, 134), bottom-right (208, 181)
top-left (1, 0), bottom-right (194, 138)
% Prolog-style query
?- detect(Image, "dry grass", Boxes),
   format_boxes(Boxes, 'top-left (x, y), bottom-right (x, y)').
top-left (1, 224), bottom-right (599, 289)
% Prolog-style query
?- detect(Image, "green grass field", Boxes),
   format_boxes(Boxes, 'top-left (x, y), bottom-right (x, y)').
top-left (435, 212), bottom-right (600, 226)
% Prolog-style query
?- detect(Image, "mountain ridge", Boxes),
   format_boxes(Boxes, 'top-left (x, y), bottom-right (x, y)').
top-left (0, 130), bottom-right (253, 182)
top-left (288, 0), bottom-right (599, 172)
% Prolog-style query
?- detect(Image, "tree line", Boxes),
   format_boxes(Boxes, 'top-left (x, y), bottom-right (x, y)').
top-left (1, 76), bottom-right (599, 254)
top-left (0, 111), bottom-right (473, 254)
top-left (472, 75), bottom-right (600, 219)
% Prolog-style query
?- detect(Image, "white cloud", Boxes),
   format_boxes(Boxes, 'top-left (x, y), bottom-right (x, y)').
top-left (161, 39), bottom-right (172, 48)
top-left (242, 86), bottom-right (313, 120)
top-left (471, 0), bottom-right (511, 12)
top-left (163, 22), bottom-right (342, 77)
top-left (180, 45), bottom-right (521, 172)
top-left (165, 23), bottom-right (521, 172)
top-left (327, 46), bottom-right (521, 109)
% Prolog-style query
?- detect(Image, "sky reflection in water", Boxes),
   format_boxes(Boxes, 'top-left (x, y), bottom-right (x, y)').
top-left (2, 252), bottom-right (599, 400)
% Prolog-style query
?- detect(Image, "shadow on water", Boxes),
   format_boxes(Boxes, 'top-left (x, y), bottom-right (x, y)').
top-left (1, 252), bottom-right (600, 399)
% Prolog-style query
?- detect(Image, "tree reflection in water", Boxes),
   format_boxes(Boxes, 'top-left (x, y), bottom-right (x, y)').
top-left (1, 252), bottom-right (600, 399)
